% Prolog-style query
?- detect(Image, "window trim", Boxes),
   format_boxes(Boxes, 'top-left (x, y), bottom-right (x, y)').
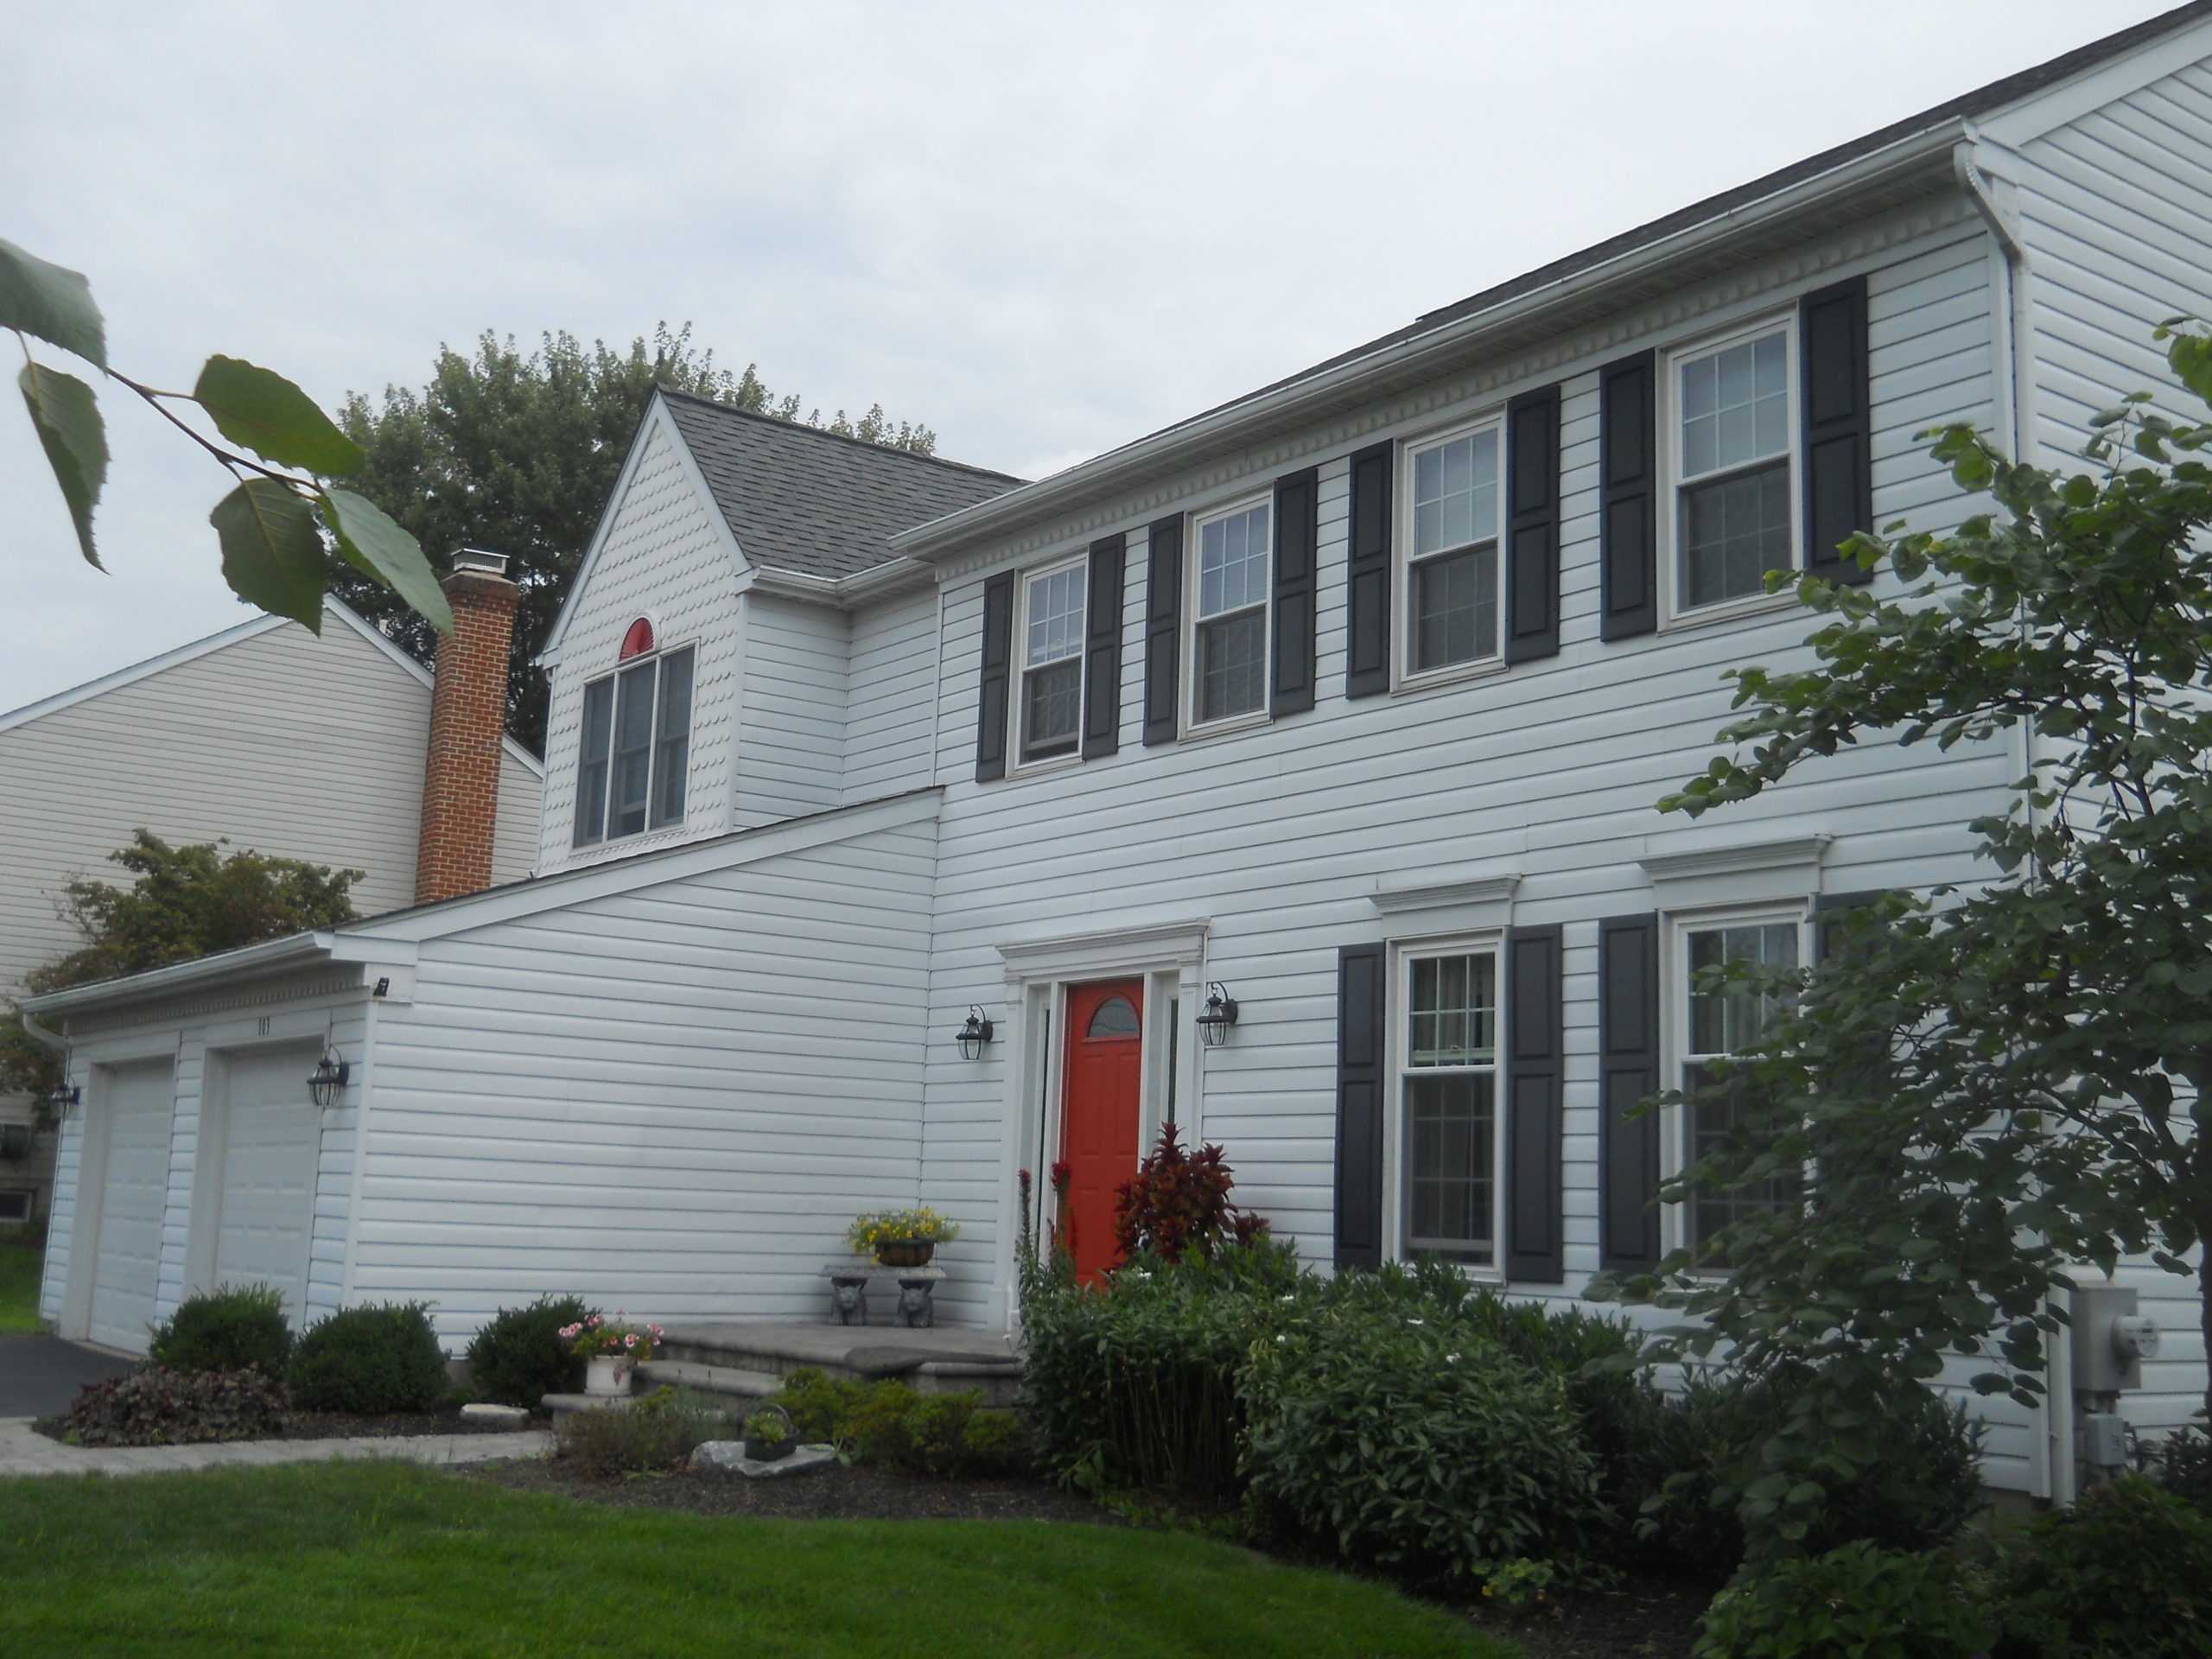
top-left (1384, 931), bottom-right (1509, 1277)
top-left (570, 641), bottom-right (697, 849)
top-left (1661, 901), bottom-right (1811, 1259)
top-left (1658, 309), bottom-right (1803, 629)
top-left (1012, 550), bottom-right (1090, 775)
top-left (1182, 492), bottom-right (1275, 739)
top-left (1395, 412), bottom-right (1512, 692)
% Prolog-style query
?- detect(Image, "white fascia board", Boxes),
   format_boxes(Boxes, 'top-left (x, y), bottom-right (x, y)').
top-left (18, 931), bottom-right (341, 1017)
top-left (889, 121), bottom-right (1967, 561)
top-left (324, 599), bottom-right (545, 778)
top-left (1972, 13), bottom-right (2212, 148)
top-left (0, 612), bottom-right (292, 735)
top-left (348, 787), bottom-right (944, 943)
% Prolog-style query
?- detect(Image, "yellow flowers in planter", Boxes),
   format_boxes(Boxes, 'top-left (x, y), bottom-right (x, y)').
top-left (846, 1207), bottom-right (960, 1255)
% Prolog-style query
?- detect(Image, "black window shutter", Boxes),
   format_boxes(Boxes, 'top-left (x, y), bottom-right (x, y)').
top-left (1081, 534), bottom-right (1126, 760)
top-left (1504, 385), bottom-right (1562, 664)
top-left (1505, 923), bottom-right (1565, 1282)
top-left (1802, 276), bottom-right (1874, 587)
top-left (1599, 352), bottom-right (1658, 640)
top-left (1271, 467), bottom-right (1319, 715)
top-left (1344, 440), bottom-right (1394, 698)
top-left (975, 571), bottom-right (1015, 783)
top-left (1142, 516), bottom-right (1183, 747)
top-left (1334, 941), bottom-right (1387, 1272)
top-left (1598, 912), bottom-right (1662, 1272)
top-left (1815, 888), bottom-right (1886, 963)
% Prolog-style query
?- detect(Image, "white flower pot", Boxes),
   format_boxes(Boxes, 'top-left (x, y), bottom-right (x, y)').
top-left (584, 1355), bottom-right (631, 1396)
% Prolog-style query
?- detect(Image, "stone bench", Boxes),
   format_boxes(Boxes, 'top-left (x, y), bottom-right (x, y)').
top-left (819, 1263), bottom-right (945, 1328)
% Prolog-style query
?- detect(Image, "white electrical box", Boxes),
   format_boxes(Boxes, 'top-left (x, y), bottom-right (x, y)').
top-left (2071, 1283), bottom-right (2157, 1394)
top-left (2083, 1410), bottom-right (2131, 1469)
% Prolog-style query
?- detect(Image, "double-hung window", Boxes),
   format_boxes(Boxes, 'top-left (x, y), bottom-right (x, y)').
top-left (1398, 943), bottom-right (1504, 1265)
top-left (1018, 557), bottom-right (1086, 766)
top-left (1676, 912), bottom-right (1803, 1261)
top-left (571, 645), bottom-right (695, 847)
top-left (1669, 320), bottom-right (1797, 614)
top-left (1188, 496), bottom-right (1271, 729)
top-left (1402, 418), bottom-right (1503, 678)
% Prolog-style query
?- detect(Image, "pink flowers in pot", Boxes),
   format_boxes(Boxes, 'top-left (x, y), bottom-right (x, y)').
top-left (559, 1310), bottom-right (665, 1364)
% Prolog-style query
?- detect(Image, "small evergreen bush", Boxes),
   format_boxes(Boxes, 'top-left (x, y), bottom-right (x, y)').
top-left (146, 1282), bottom-right (292, 1376)
top-left (59, 1367), bottom-right (287, 1446)
top-left (288, 1301), bottom-right (448, 1414)
top-left (1991, 1475), bottom-right (2212, 1659)
top-left (2139, 1421), bottom-right (2212, 1514)
top-left (1695, 1541), bottom-right (1991, 1659)
top-left (764, 1370), bottom-right (1022, 1477)
top-left (463, 1294), bottom-right (595, 1408)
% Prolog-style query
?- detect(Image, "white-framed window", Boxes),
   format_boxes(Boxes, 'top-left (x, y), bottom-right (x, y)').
top-left (1017, 556), bottom-right (1086, 766)
top-left (1394, 938), bottom-right (1506, 1266)
top-left (572, 644), bottom-right (695, 847)
top-left (1401, 416), bottom-right (1506, 680)
top-left (1187, 495), bottom-right (1272, 730)
top-left (1664, 315), bottom-right (1799, 617)
top-left (1669, 906), bottom-right (1806, 1262)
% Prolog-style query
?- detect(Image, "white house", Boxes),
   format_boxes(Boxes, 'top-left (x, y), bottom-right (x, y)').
top-left (24, 6), bottom-right (2212, 1506)
top-left (0, 597), bottom-right (543, 1227)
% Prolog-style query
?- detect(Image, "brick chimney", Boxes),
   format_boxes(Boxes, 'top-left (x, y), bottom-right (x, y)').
top-left (415, 549), bottom-right (519, 905)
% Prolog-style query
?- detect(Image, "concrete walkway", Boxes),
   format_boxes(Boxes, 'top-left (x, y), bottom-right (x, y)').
top-left (0, 1417), bottom-right (550, 1478)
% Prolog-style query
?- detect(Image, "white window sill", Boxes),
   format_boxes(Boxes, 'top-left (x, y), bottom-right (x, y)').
top-left (1659, 585), bottom-right (1803, 634)
top-left (1390, 655), bottom-right (1510, 698)
top-left (1009, 751), bottom-right (1083, 781)
top-left (1179, 710), bottom-right (1270, 746)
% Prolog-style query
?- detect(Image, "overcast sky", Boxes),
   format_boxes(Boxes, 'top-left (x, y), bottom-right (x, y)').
top-left (0, 0), bottom-right (2172, 712)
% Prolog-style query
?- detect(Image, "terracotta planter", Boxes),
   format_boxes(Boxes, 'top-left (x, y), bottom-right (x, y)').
top-left (874, 1239), bottom-right (936, 1268)
top-left (584, 1355), bottom-right (632, 1396)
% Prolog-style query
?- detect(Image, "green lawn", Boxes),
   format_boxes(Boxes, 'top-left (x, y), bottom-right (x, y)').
top-left (0, 1242), bottom-right (41, 1334)
top-left (0, 1462), bottom-right (1512, 1658)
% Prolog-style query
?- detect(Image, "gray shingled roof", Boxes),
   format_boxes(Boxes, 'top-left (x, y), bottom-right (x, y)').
top-left (658, 388), bottom-right (1024, 581)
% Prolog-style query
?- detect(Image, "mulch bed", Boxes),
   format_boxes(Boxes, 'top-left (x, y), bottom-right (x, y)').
top-left (32, 1407), bottom-right (536, 1446)
top-left (468, 1453), bottom-right (1116, 1526)
top-left (1460, 1573), bottom-right (1711, 1659)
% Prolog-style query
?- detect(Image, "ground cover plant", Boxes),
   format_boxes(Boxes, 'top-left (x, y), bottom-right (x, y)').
top-left (0, 1460), bottom-right (1507, 1659)
top-left (0, 1236), bottom-right (41, 1335)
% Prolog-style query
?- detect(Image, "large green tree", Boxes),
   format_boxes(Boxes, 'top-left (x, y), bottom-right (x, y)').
top-left (1595, 324), bottom-right (2212, 1557)
top-left (1, 833), bottom-right (360, 1127)
top-left (332, 325), bottom-right (937, 753)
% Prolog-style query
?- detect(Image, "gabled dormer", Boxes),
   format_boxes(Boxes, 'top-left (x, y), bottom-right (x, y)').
top-left (534, 389), bottom-right (1020, 873)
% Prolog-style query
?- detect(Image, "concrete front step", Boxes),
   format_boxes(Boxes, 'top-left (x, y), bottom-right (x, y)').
top-left (652, 1321), bottom-right (1023, 1409)
top-left (633, 1359), bottom-right (782, 1402)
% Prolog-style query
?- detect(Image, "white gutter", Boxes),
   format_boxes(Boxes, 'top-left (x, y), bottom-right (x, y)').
top-left (18, 931), bottom-right (343, 1018)
top-left (893, 118), bottom-right (1971, 560)
top-left (745, 556), bottom-right (936, 610)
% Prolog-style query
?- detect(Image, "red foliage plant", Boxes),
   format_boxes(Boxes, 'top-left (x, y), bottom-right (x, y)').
top-left (1111, 1122), bottom-right (1269, 1264)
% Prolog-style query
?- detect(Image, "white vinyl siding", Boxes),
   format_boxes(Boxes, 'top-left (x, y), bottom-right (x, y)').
top-left (734, 594), bottom-right (849, 826)
top-left (843, 588), bottom-right (939, 804)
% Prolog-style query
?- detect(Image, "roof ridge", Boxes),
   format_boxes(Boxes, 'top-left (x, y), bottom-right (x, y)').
top-left (655, 383), bottom-right (1026, 485)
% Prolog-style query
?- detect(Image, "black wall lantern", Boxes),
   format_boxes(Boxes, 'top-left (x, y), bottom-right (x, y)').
top-left (45, 1082), bottom-right (81, 1118)
top-left (955, 1006), bottom-right (995, 1060)
top-left (308, 1050), bottom-right (352, 1108)
top-left (1196, 982), bottom-right (1240, 1048)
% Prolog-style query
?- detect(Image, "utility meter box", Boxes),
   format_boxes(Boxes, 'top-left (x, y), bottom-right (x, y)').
top-left (2071, 1283), bottom-right (2153, 1394)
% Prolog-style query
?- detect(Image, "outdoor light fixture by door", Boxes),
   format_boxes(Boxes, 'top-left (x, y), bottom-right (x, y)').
top-left (956, 1006), bottom-right (995, 1060)
top-left (308, 1050), bottom-right (352, 1108)
top-left (1196, 982), bottom-right (1239, 1048)
top-left (44, 1082), bottom-right (81, 1118)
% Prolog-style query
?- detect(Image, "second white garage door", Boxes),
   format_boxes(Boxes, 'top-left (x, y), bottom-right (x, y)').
top-left (210, 1045), bottom-right (322, 1323)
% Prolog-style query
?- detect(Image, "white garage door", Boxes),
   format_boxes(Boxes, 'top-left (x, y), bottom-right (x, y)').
top-left (87, 1059), bottom-right (175, 1351)
top-left (211, 1045), bottom-right (321, 1323)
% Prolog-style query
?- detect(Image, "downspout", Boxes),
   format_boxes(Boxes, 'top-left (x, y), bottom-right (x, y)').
top-left (1956, 132), bottom-right (2070, 1506)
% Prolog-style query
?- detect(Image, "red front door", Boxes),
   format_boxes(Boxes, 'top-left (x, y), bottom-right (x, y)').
top-left (1060, 980), bottom-right (1144, 1286)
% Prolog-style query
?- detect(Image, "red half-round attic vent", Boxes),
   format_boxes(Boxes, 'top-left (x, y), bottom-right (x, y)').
top-left (618, 617), bottom-right (655, 661)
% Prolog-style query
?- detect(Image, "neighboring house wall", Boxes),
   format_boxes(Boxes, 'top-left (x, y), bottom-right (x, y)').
top-left (353, 810), bottom-right (938, 1347)
top-left (538, 413), bottom-right (745, 874)
top-left (0, 609), bottom-right (542, 1228)
top-left (733, 594), bottom-right (849, 828)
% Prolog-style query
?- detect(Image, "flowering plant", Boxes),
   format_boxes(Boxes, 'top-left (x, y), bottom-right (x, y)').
top-left (846, 1205), bottom-right (961, 1255)
top-left (559, 1312), bottom-right (664, 1364)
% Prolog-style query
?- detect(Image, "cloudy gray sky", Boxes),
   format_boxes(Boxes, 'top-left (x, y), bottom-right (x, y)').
top-left (1, 0), bottom-right (2171, 712)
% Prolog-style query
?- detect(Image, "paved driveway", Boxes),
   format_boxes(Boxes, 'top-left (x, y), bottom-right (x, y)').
top-left (0, 1336), bottom-right (136, 1420)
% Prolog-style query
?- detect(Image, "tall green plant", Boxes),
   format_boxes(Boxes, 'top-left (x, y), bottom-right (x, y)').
top-left (1595, 322), bottom-right (2212, 1558)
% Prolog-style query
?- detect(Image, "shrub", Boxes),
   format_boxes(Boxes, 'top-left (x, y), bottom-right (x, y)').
top-left (288, 1301), bottom-right (448, 1414)
top-left (58, 1366), bottom-right (287, 1446)
top-left (556, 1386), bottom-right (720, 1478)
top-left (772, 1367), bottom-right (866, 1446)
top-left (1239, 1306), bottom-right (1606, 1587)
top-left (1991, 1475), bottom-right (2212, 1659)
top-left (464, 1294), bottom-right (596, 1408)
top-left (1111, 1122), bottom-right (1261, 1263)
top-left (1695, 1541), bottom-right (1992, 1659)
top-left (146, 1282), bottom-right (292, 1376)
top-left (764, 1371), bottom-right (1018, 1477)
top-left (2138, 1422), bottom-right (2212, 1514)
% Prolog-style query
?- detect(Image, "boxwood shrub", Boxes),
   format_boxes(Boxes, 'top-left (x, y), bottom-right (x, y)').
top-left (463, 1294), bottom-right (595, 1408)
top-left (146, 1282), bottom-right (292, 1376)
top-left (289, 1301), bottom-right (448, 1414)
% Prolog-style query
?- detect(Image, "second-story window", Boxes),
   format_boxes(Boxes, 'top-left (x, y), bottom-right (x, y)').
top-left (1019, 557), bottom-right (1086, 765)
top-left (1189, 496), bottom-right (1271, 729)
top-left (1669, 320), bottom-right (1797, 613)
top-left (1402, 417), bottom-right (1503, 678)
top-left (572, 644), bottom-right (695, 848)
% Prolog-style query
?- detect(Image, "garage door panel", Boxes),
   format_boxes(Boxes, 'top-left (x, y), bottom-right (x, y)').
top-left (88, 1060), bottom-right (175, 1352)
top-left (211, 1046), bottom-right (320, 1323)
